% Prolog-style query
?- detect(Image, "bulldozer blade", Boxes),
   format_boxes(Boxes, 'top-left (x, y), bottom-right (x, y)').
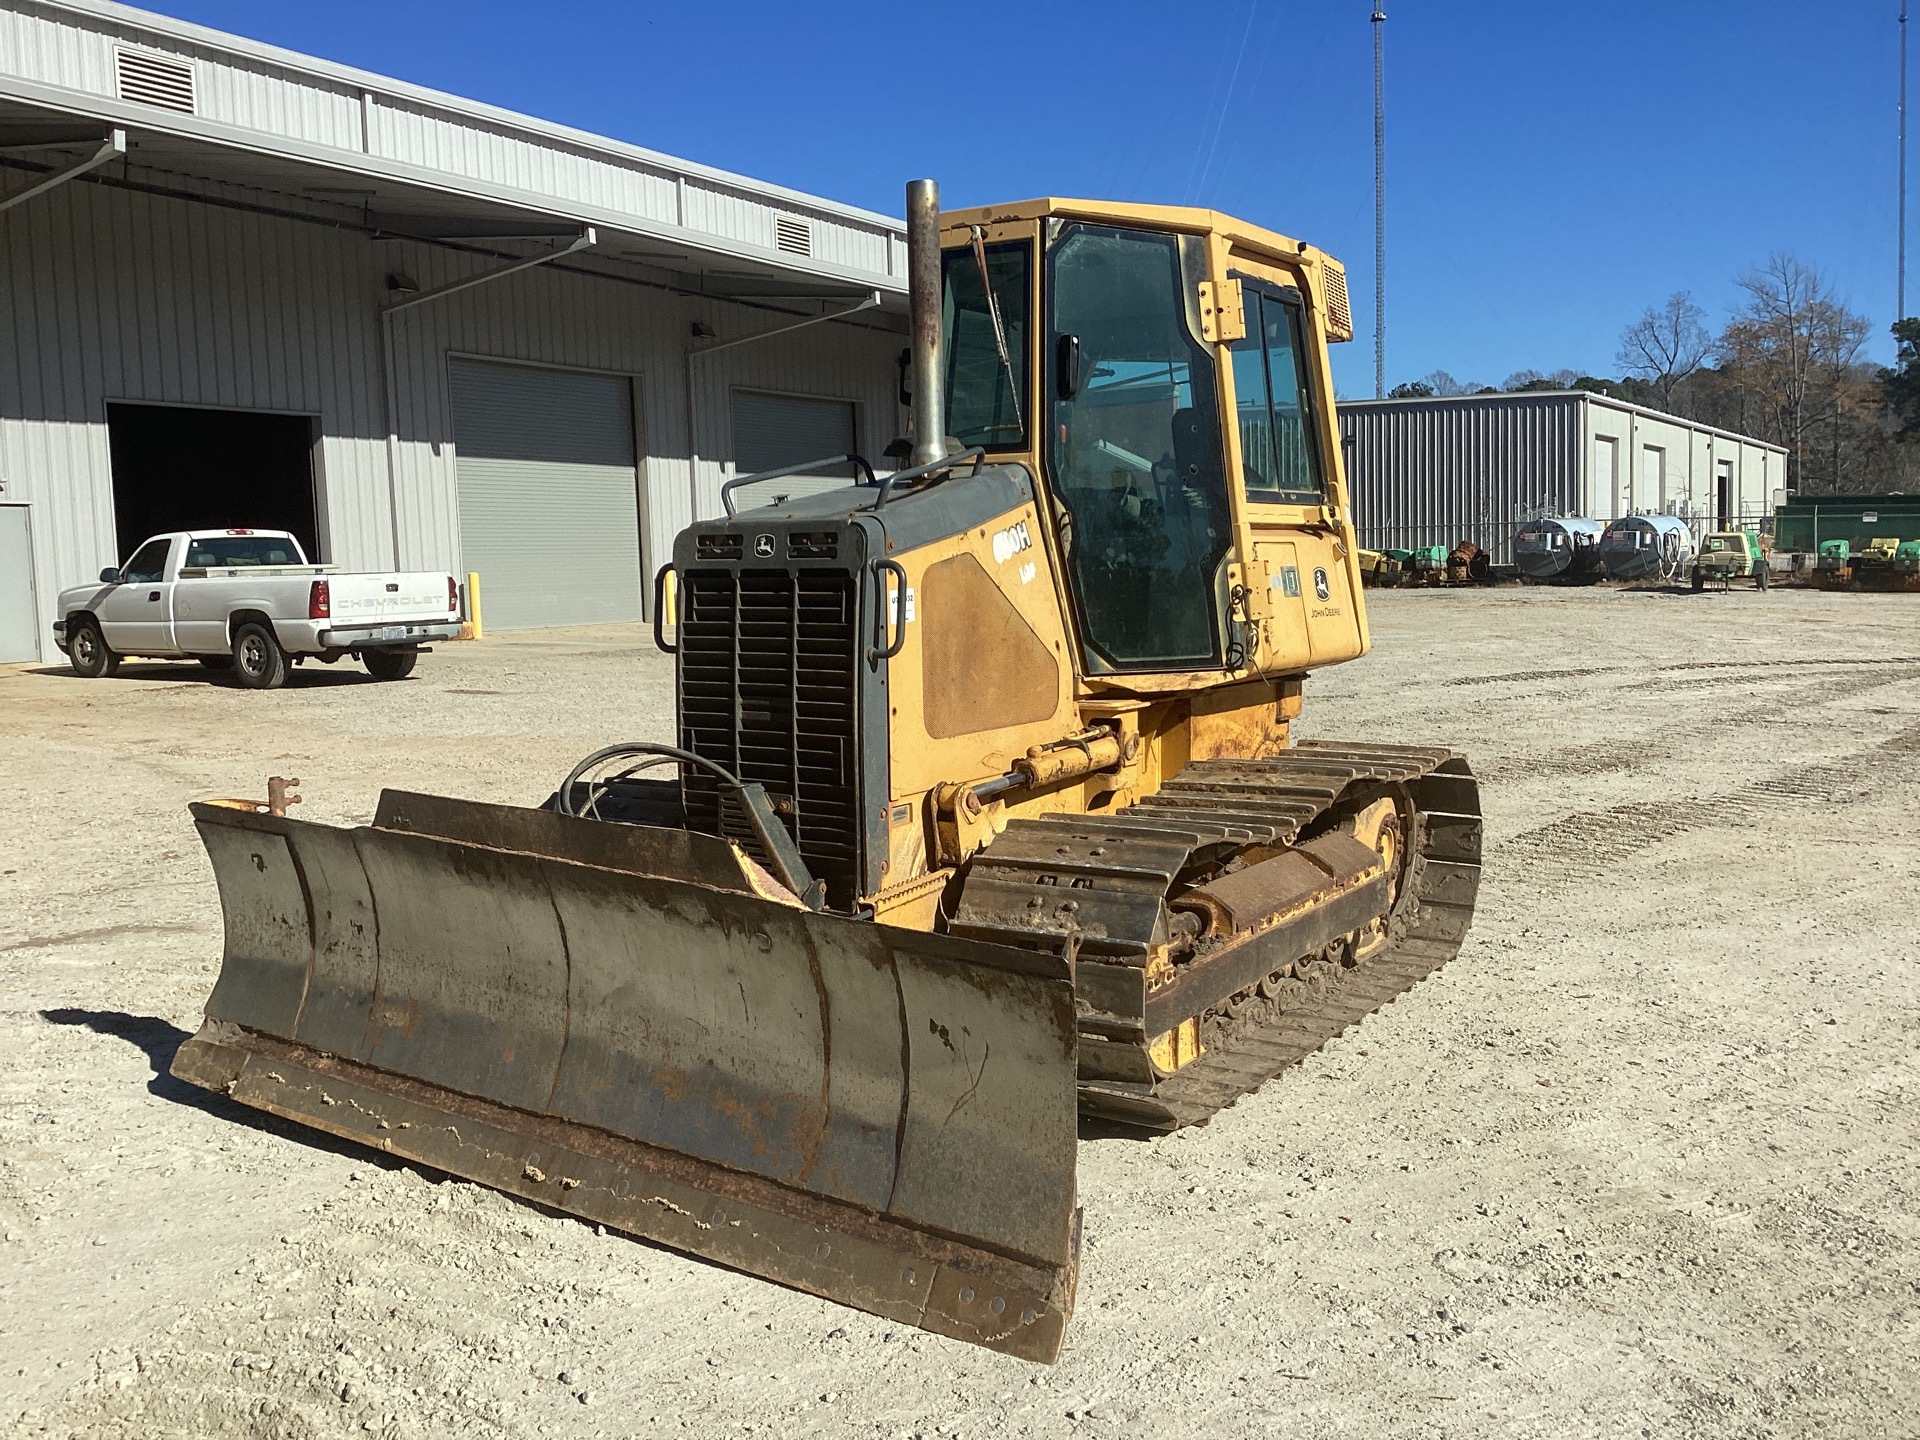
top-left (170, 794), bottom-right (1081, 1362)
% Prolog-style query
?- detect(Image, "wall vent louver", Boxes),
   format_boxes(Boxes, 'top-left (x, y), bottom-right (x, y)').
top-left (774, 214), bottom-right (813, 258)
top-left (1322, 260), bottom-right (1354, 342)
top-left (115, 48), bottom-right (196, 114)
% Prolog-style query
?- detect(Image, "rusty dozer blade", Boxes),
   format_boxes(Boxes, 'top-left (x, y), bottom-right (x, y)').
top-left (170, 791), bottom-right (1081, 1362)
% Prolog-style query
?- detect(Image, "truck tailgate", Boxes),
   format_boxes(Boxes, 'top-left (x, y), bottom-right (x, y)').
top-left (328, 572), bottom-right (453, 627)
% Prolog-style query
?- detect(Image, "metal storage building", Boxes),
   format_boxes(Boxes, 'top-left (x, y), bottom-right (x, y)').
top-left (0, 0), bottom-right (912, 661)
top-left (1339, 391), bottom-right (1785, 566)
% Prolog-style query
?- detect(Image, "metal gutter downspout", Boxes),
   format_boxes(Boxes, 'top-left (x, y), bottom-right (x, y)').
top-left (681, 288), bottom-right (883, 543)
top-left (0, 129), bottom-right (126, 215)
top-left (376, 227), bottom-right (596, 567)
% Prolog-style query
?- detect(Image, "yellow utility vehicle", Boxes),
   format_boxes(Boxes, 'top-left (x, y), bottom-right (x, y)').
top-left (173, 183), bottom-right (1483, 1362)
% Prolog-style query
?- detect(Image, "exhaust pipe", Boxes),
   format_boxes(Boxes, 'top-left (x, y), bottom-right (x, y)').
top-left (905, 178), bottom-right (946, 468)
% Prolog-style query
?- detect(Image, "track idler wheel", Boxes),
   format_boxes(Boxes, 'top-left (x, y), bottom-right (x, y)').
top-left (1338, 794), bottom-right (1411, 962)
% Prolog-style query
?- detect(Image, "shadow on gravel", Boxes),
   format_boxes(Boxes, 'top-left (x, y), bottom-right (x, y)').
top-left (26, 663), bottom-right (388, 688)
top-left (36, 1007), bottom-right (370, 1163)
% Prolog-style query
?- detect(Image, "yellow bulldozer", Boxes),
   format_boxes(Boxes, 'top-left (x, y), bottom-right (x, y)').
top-left (172, 182), bottom-right (1482, 1363)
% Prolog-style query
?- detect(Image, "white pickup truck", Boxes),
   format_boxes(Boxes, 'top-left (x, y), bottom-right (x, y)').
top-left (53, 529), bottom-right (461, 689)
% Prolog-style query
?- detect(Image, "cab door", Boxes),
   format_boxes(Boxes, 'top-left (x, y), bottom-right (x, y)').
top-left (98, 536), bottom-right (180, 656)
top-left (1218, 269), bottom-right (1364, 670)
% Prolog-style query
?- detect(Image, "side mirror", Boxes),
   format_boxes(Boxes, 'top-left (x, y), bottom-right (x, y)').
top-left (99, 566), bottom-right (120, 584)
top-left (1055, 334), bottom-right (1081, 399)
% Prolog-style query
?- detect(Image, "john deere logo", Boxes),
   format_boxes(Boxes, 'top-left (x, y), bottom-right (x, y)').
top-left (1313, 567), bottom-right (1330, 601)
top-left (754, 534), bottom-right (775, 558)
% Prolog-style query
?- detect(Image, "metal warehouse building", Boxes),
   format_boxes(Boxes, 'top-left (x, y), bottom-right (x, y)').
top-left (0, 0), bottom-right (912, 662)
top-left (1339, 391), bottom-right (1786, 565)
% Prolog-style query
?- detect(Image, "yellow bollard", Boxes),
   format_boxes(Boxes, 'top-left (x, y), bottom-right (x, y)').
top-left (466, 571), bottom-right (484, 640)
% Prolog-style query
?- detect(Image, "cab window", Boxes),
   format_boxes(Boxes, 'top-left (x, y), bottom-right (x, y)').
top-left (1229, 289), bottom-right (1326, 505)
top-left (1047, 222), bottom-right (1230, 670)
top-left (185, 536), bottom-right (304, 567)
top-left (942, 242), bottom-right (1030, 450)
top-left (120, 539), bottom-right (171, 584)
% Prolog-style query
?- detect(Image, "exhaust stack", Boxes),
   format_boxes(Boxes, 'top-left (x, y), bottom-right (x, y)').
top-left (905, 178), bottom-right (946, 468)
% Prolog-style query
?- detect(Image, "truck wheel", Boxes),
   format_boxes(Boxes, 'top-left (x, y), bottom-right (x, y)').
top-left (232, 623), bottom-right (289, 690)
top-left (363, 648), bottom-right (417, 681)
top-left (68, 618), bottom-right (119, 678)
top-left (1756, 566), bottom-right (1770, 591)
top-left (1691, 569), bottom-right (1704, 592)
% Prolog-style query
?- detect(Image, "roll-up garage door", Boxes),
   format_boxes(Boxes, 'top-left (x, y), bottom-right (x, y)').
top-left (450, 360), bottom-right (642, 630)
top-left (729, 390), bottom-right (858, 511)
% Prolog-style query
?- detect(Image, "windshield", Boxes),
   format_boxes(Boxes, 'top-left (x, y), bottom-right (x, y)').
top-left (1047, 222), bottom-right (1230, 670)
top-left (184, 536), bottom-right (305, 567)
top-left (941, 241), bottom-right (1030, 450)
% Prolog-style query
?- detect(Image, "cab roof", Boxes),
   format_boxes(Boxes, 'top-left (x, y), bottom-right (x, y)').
top-left (938, 197), bottom-right (1332, 272)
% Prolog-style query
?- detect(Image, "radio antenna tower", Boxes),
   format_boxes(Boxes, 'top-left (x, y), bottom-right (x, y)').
top-left (1373, 6), bottom-right (1387, 397)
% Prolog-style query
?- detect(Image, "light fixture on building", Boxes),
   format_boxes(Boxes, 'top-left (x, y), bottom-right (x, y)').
top-left (386, 272), bottom-right (419, 294)
top-left (690, 321), bottom-right (716, 338)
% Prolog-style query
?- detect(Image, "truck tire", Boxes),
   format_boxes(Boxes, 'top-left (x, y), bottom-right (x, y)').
top-left (232, 623), bottom-right (290, 690)
top-left (68, 618), bottom-right (119, 679)
top-left (363, 647), bottom-right (417, 682)
top-left (1756, 565), bottom-right (1770, 591)
top-left (1691, 569), bottom-right (1704, 592)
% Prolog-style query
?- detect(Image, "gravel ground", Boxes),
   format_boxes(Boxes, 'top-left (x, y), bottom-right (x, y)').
top-left (2, 584), bottom-right (1916, 1440)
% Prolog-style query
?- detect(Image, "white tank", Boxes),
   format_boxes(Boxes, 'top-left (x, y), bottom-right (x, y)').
top-left (1600, 514), bottom-right (1696, 581)
top-left (1512, 517), bottom-right (1606, 582)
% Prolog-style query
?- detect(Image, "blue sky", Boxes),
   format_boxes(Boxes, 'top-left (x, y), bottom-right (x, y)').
top-left (150, 1), bottom-right (1908, 398)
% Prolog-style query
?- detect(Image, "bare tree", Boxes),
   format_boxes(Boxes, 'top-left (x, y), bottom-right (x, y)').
top-left (1716, 256), bottom-right (1869, 492)
top-left (1616, 292), bottom-right (1712, 412)
top-left (1420, 369), bottom-right (1480, 397)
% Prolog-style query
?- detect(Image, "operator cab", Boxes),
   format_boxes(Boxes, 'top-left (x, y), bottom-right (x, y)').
top-left (936, 199), bottom-right (1364, 686)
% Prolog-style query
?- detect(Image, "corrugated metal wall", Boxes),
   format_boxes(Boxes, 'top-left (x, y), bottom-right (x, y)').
top-left (1340, 395), bottom-right (1582, 563)
top-left (1341, 393), bottom-right (1786, 565)
top-left (0, 175), bottom-right (902, 658)
top-left (1580, 398), bottom-right (1778, 529)
top-left (0, 0), bottom-right (901, 288)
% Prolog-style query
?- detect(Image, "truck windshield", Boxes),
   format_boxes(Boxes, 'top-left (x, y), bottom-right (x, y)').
top-left (1046, 223), bottom-right (1229, 670)
top-left (184, 536), bottom-right (305, 567)
top-left (941, 241), bottom-right (1029, 449)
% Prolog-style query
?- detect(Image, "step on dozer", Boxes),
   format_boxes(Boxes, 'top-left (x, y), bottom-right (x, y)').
top-left (172, 181), bottom-right (1482, 1361)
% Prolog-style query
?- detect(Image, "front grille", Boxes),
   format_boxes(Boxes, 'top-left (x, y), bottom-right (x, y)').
top-left (678, 567), bottom-right (862, 909)
top-left (787, 531), bottom-right (839, 559)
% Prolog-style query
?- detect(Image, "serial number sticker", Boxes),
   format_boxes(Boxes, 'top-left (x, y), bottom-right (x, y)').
top-left (887, 587), bottom-right (916, 622)
top-left (1274, 566), bottom-right (1301, 598)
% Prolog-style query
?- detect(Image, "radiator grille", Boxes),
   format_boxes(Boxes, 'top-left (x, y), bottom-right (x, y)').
top-left (678, 567), bottom-right (861, 908)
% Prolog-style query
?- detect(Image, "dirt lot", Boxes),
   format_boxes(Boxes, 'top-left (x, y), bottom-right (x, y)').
top-left (2, 584), bottom-right (1916, 1440)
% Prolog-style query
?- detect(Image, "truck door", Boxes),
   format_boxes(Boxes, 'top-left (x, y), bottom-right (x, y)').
top-left (97, 536), bottom-right (179, 656)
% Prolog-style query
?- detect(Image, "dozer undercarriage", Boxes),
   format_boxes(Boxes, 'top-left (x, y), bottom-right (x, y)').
top-left (952, 743), bottom-right (1481, 1129)
top-left (171, 181), bottom-right (1483, 1362)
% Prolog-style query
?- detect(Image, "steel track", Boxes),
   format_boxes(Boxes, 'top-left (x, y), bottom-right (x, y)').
top-left (950, 742), bottom-right (1483, 1130)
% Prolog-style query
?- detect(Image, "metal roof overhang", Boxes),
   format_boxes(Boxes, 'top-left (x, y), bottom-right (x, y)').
top-left (0, 81), bottom-right (909, 316)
